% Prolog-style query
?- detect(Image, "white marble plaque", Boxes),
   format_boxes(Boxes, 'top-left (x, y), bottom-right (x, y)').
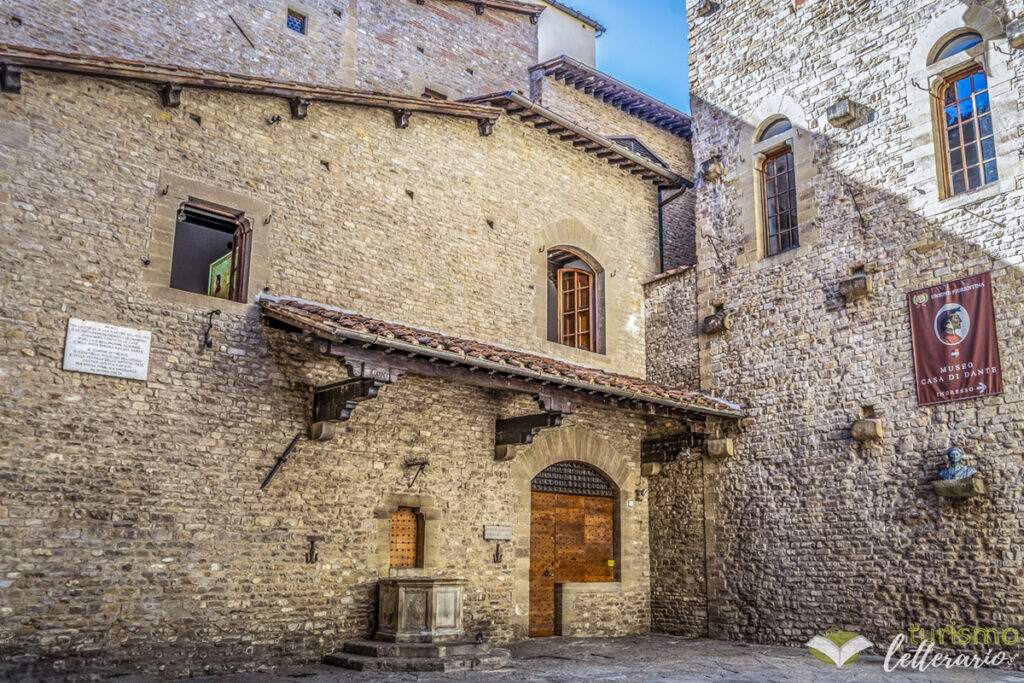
top-left (483, 525), bottom-right (513, 541)
top-left (63, 318), bottom-right (152, 381)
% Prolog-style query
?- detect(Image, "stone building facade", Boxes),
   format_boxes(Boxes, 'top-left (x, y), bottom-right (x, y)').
top-left (4, 0), bottom-right (1018, 677)
top-left (647, 0), bottom-right (1024, 663)
top-left (0, 0), bottom-right (723, 678)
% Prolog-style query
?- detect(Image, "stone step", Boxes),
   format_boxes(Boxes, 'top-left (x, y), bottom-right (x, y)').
top-left (341, 639), bottom-right (488, 659)
top-left (323, 648), bottom-right (511, 673)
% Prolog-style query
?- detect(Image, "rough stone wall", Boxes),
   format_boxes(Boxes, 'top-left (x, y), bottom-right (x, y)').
top-left (0, 69), bottom-right (659, 677)
top-left (643, 269), bottom-right (700, 390)
top-left (0, 0), bottom-right (360, 86)
top-left (648, 455), bottom-right (707, 637)
top-left (646, 0), bottom-right (1024, 660)
top-left (1, 71), bottom-right (658, 375)
top-left (355, 0), bottom-right (536, 97)
top-left (535, 77), bottom-right (697, 270)
top-left (0, 0), bottom-right (534, 96)
top-left (556, 585), bottom-right (647, 638)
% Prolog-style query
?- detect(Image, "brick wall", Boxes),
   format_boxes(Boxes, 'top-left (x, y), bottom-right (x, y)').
top-left (646, 0), bottom-right (1024, 659)
top-left (0, 68), bottom-right (662, 676)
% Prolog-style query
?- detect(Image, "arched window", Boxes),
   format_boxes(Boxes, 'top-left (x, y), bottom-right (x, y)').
top-left (931, 31), bottom-right (983, 63)
top-left (757, 118), bottom-right (798, 256)
top-left (929, 31), bottom-right (997, 197)
top-left (547, 247), bottom-right (602, 353)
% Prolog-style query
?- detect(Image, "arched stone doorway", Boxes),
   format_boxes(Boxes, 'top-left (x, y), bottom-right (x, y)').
top-left (528, 460), bottom-right (617, 637)
top-left (508, 426), bottom-right (640, 640)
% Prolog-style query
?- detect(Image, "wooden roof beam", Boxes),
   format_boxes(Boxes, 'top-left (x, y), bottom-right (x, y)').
top-left (459, 91), bottom-right (690, 188)
top-left (0, 45), bottom-right (501, 124)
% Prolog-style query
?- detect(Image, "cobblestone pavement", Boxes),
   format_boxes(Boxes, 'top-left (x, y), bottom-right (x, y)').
top-left (183, 635), bottom-right (1024, 683)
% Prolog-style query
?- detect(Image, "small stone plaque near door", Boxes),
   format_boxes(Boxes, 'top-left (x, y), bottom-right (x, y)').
top-left (483, 525), bottom-right (513, 541)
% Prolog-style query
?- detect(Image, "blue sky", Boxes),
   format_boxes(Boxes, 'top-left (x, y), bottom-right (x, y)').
top-left (563, 0), bottom-right (690, 113)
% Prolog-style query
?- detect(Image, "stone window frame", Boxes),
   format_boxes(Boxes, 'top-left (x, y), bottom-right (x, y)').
top-left (281, 1), bottom-right (315, 40)
top-left (531, 219), bottom-right (631, 369)
top-left (373, 494), bottom-right (442, 577)
top-left (145, 172), bottom-right (271, 314)
top-left (735, 96), bottom-right (819, 270)
top-left (903, 7), bottom-right (1019, 218)
top-left (754, 122), bottom-right (800, 258)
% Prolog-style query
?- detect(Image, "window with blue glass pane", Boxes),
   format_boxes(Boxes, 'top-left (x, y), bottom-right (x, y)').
top-left (287, 9), bottom-right (307, 34)
top-left (940, 66), bottom-right (997, 196)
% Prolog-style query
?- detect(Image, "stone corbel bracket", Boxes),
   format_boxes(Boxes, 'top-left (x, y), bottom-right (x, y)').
top-left (699, 154), bottom-right (726, 182)
top-left (850, 418), bottom-right (883, 442)
top-left (826, 98), bottom-right (856, 127)
top-left (0, 64), bottom-right (21, 93)
top-left (694, 0), bottom-right (719, 18)
top-left (839, 272), bottom-right (871, 302)
top-left (1008, 19), bottom-right (1024, 50)
top-left (706, 437), bottom-right (734, 458)
top-left (494, 394), bottom-right (576, 461)
top-left (932, 477), bottom-right (986, 500)
top-left (701, 309), bottom-right (729, 335)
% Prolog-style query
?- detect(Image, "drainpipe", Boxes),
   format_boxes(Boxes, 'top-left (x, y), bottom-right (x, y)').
top-left (657, 188), bottom-right (665, 273)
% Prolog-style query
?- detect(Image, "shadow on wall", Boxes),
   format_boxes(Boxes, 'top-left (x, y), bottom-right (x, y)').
top-left (672, 85), bottom-right (1024, 658)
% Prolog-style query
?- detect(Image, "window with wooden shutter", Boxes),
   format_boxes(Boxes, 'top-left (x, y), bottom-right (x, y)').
top-left (558, 268), bottom-right (593, 351)
top-left (389, 507), bottom-right (424, 569)
top-left (546, 247), bottom-right (601, 353)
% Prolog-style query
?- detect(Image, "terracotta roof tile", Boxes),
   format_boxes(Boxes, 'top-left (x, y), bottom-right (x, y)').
top-left (259, 296), bottom-right (741, 417)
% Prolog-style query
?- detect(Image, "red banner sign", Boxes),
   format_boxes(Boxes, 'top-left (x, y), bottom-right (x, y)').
top-left (908, 272), bottom-right (1002, 406)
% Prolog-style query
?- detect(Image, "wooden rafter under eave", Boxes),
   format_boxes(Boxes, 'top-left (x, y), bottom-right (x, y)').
top-left (0, 44), bottom-right (500, 130)
top-left (259, 297), bottom-right (742, 423)
top-left (461, 90), bottom-right (693, 189)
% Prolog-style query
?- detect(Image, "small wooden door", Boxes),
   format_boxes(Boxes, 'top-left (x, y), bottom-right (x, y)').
top-left (389, 507), bottom-right (423, 569)
top-left (528, 492), bottom-right (614, 636)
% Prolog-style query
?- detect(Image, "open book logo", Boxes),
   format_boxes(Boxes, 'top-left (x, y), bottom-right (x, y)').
top-left (806, 629), bottom-right (873, 668)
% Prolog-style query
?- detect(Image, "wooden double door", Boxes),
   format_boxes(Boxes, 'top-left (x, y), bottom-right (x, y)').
top-left (528, 491), bottom-right (614, 637)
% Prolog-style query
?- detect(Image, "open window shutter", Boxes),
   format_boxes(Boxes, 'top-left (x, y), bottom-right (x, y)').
top-left (229, 221), bottom-right (251, 302)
